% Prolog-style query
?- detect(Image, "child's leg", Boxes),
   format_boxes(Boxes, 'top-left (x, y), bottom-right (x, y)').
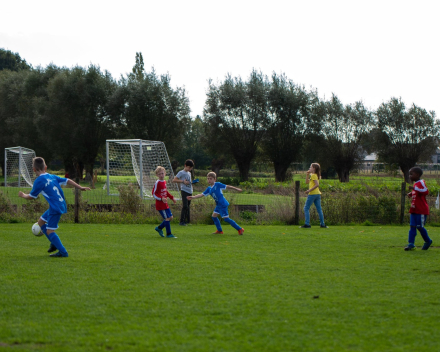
top-left (165, 220), bottom-right (172, 235)
top-left (212, 216), bottom-right (222, 232)
top-left (313, 195), bottom-right (325, 226)
top-left (180, 191), bottom-right (188, 224)
top-left (408, 226), bottom-right (417, 245)
top-left (187, 198), bottom-right (191, 223)
top-left (418, 215), bottom-right (431, 243)
top-left (223, 217), bottom-right (241, 231)
top-left (303, 196), bottom-right (313, 225)
top-left (47, 230), bottom-right (68, 256)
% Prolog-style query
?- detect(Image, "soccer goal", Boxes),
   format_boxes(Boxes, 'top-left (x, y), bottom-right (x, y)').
top-left (105, 139), bottom-right (180, 199)
top-left (4, 146), bottom-right (36, 187)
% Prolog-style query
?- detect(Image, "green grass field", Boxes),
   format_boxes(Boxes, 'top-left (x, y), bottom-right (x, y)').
top-left (1, 224), bottom-right (439, 351)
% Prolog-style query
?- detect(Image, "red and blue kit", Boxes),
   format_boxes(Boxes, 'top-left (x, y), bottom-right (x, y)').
top-left (152, 180), bottom-right (174, 211)
top-left (410, 179), bottom-right (429, 215)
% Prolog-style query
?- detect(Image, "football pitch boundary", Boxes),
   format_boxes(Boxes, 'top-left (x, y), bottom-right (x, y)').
top-left (1, 224), bottom-right (439, 352)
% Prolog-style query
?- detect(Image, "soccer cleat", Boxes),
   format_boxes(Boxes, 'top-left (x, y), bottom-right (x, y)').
top-left (320, 225), bottom-right (329, 228)
top-left (155, 227), bottom-right (164, 237)
top-left (404, 244), bottom-right (416, 251)
top-left (300, 225), bottom-right (311, 228)
top-left (238, 228), bottom-right (245, 235)
top-left (179, 222), bottom-right (187, 226)
top-left (166, 234), bottom-right (177, 238)
top-left (422, 239), bottom-right (433, 250)
top-left (47, 244), bottom-right (57, 253)
top-left (212, 231), bottom-right (223, 234)
top-left (50, 251), bottom-right (68, 257)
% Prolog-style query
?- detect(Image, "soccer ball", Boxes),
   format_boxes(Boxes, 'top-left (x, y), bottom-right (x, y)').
top-left (32, 223), bottom-right (43, 237)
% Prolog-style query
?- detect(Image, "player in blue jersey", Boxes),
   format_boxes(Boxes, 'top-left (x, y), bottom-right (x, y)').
top-left (18, 157), bottom-right (91, 257)
top-left (188, 171), bottom-right (244, 235)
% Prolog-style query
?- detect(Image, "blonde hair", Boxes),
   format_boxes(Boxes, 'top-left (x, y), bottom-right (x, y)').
top-left (33, 157), bottom-right (46, 171)
top-left (155, 166), bottom-right (166, 175)
top-left (207, 171), bottom-right (217, 179)
top-left (311, 163), bottom-right (321, 179)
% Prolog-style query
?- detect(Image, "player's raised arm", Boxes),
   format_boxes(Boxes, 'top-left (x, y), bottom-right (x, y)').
top-left (187, 193), bottom-right (204, 200)
top-left (67, 179), bottom-right (91, 191)
top-left (226, 185), bottom-right (242, 192)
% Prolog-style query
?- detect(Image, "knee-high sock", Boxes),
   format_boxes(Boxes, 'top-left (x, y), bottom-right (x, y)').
top-left (224, 217), bottom-right (241, 230)
top-left (47, 232), bottom-right (67, 255)
top-left (165, 220), bottom-right (171, 235)
top-left (158, 220), bottom-right (166, 230)
top-left (408, 227), bottom-right (417, 244)
top-left (41, 224), bottom-right (48, 239)
top-left (418, 227), bottom-right (431, 242)
top-left (212, 217), bottom-right (222, 231)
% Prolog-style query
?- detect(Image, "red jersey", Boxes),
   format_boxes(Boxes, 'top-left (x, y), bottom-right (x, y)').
top-left (409, 179), bottom-right (429, 215)
top-left (152, 180), bottom-right (174, 211)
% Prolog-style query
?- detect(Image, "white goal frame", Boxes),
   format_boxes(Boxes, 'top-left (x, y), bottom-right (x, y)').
top-left (105, 139), bottom-right (179, 199)
top-left (4, 146), bottom-right (36, 187)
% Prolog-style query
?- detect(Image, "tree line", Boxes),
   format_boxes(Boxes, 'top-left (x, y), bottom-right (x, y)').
top-left (1, 49), bottom-right (438, 183)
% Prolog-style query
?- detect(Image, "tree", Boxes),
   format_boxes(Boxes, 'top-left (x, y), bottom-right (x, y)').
top-left (375, 97), bottom-right (439, 183)
top-left (308, 95), bottom-right (374, 182)
top-left (0, 49), bottom-right (31, 71)
top-left (118, 52), bottom-right (190, 156)
top-left (42, 65), bottom-right (117, 179)
top-left (204, 70), bottom-right (268, 181)
top-left (263, 73), bottom-right (309, 182)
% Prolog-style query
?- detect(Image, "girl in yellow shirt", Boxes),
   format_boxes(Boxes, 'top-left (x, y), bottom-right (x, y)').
top-left (301, 163), bottom-right (328, 228)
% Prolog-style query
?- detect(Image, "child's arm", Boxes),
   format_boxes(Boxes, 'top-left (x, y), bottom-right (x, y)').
top-left (187, 193), bottom-right (204, 200)
top-left (18, 191), bottom-right (33, 200)
top-left (167, 191), bottom-right (177, 204)
top-left (226, 185), bottom-right (242, 192)
top-left (67, 179), bottom-right (91, 191)
top-left (305, 179), bottom-right (319, 194)
top-left (172, 175), bottom-right (190, 185)
top-left (305, 170), bottom-right (311, 184)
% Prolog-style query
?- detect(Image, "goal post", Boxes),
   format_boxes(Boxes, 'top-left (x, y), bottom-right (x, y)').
top-left (105, 139), bottom-right (180, 199)
top-left (4, 146), bottom-right (36, 187)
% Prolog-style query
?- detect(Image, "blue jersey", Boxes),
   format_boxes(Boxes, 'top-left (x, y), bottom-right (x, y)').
top-left (203, 182), bottom-right (229, 207)
top-left (30, 173), bottom-right (68, 214)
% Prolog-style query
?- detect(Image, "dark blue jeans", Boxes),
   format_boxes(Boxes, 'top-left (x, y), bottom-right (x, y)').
top-left (304, 194), bottom-right (325, 226)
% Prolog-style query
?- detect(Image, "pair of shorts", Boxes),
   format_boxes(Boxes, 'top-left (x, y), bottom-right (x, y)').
top-left (158, 208), bottom-right (173, 219)
top-left (40, 209), bottom-right (62, 231)
top-left (213, 205), bottom-right (229, 218)
top-left (410, 213), bottom-right (427, 228)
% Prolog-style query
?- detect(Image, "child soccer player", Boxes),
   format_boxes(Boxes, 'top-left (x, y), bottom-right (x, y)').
top-left (405, 167), bottom-right (433, 251)
top-left (188, 171), bottom-right (244, 235)
top-left (18, 157), bottom-right (91, 257)
top-left (173, 159), bottom-right (194, 226)
top-left (152, 166), bottom-right (177, 238)
top-left (301, 163), bottom-right (328, 228)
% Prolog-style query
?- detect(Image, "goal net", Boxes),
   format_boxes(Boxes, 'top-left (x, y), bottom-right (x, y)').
top-left (106, 139), bottom-right (180, 199)
top-left (4, 146), bottom-right (36, 187)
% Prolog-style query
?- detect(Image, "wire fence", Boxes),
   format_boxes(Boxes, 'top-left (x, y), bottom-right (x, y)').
top-left (2, 168), bottom-right (440, 225)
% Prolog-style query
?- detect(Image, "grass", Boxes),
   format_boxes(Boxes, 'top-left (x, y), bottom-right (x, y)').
top-left (1, 224), bottom-right (439, 351)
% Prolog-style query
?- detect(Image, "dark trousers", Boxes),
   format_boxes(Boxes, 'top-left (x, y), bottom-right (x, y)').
top-left (180, 190), bottom-right (192, 224)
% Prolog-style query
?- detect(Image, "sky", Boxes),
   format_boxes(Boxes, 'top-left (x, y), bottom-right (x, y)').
top-left (1, 0), bottom-right (439, 118)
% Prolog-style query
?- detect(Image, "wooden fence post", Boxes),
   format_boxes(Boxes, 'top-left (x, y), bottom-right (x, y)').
top-left (400, 182), bottom-right (406, 224)
top-left (294, 180), bottom-right (300, 225)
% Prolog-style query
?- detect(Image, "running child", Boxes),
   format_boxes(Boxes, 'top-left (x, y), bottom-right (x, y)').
top-left (188, 171), bottom-right (244, 235)
top-left (173, 159), bottom-right (194, 226)
top-left (152, 166), bottom-right (177, 238)
top-left (301, 162), bottom-right (328, 228)
top-left (18, 157), bottom-right (91, 257)
top-left (405, 167), bottom-right (433, 251)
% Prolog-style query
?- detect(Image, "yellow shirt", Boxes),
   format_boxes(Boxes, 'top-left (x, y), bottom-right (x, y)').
top-left (308, 173), bottom-right (321, 195)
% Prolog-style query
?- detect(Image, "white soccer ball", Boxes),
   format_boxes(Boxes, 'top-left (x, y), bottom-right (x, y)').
top-left (32, 223), bottom-right (43, 237)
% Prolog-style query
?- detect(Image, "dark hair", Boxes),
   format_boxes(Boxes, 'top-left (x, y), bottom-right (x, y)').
top-left (311, 163), bottom-right (321, 179)
top-left (185, 159), bottom-right (194, 167)
top-left (410, 167), bottom-right (423, 177)
top-left (32, 157), bottom-right (46, 171)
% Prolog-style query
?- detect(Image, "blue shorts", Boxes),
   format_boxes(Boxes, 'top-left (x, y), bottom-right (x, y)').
top-left (40, 209), bottom-right (62, 231)
top-left (158, 208), bottom-right (173, 219)
top-left (213, 205), bottom-right (229, 218)
top-left (410, 213), bottom-right (427, 228)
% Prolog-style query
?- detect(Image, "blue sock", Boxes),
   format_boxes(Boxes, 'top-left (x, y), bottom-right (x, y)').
top-left (212, 217), bottom-right (222, 232)
top-left (165, 221), bottom-right (171, 235)
top-left (408, 227), bottom-right (417, 245)
top-left (158, 220), bottom-right (166, 230)
top-left (47, 232), bottom-right (68, 255)
top-left (224, 217), bottom-right (241, 230)
top-left (41, 224), bottom-right (47, 236)
top-left (418, 227), bottom-right (431, 243)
